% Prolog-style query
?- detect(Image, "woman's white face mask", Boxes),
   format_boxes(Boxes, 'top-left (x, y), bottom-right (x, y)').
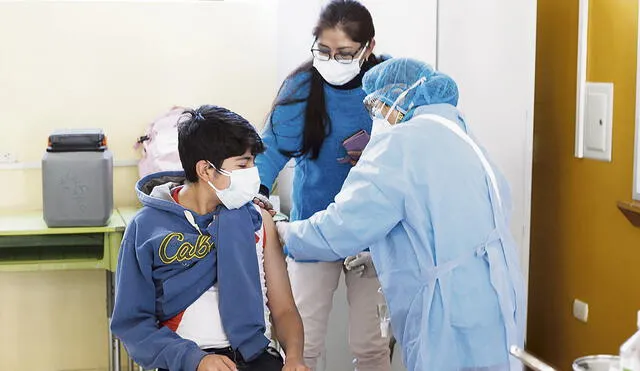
top-left (207, 161), bottom-right (260, 210)
top-left (313, 44), bottom-right (368, 86)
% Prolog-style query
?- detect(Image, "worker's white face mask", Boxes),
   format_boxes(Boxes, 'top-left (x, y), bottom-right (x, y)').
top-left (207, 161), bottom-right (260, 210)
top-left (313, 44), bottom-right (368, 86)
top-left (370, 106), bottom-right (393, 136)
top-left (368, 77), bottom-right (428, 136)
top-left (371, 118), bottom-right (392, 136)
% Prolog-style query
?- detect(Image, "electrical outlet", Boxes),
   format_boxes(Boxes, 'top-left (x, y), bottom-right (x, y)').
top-left (0, 152), bottom-right (17, 164)
top-left (573, 299), bottom-right (589, 323)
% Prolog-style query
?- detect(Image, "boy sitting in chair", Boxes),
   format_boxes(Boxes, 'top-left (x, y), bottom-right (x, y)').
top-left (111, 105), bottom-right (309, 371)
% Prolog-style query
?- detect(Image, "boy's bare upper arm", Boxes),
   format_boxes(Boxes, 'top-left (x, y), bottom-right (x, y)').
top-left (261, 209), bottom-right (296, 317)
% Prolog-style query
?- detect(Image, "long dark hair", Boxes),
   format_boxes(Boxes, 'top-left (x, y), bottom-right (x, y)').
top-left (270, 0), bottom-right (376, 159)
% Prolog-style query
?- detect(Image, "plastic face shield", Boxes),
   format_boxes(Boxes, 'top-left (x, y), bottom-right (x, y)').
top-left (364, 76), bottom-right (427, 122)
top-left (363, 94), bottom-right (405, 124)
top-left (363, 95), bottom-right (385, 119)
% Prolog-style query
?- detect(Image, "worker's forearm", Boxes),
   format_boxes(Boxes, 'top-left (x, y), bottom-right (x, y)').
top-left (273, 309), bottom-right (305, 361)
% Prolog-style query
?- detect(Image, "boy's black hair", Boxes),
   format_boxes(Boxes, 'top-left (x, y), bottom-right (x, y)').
top-left (177, 105), bottom-right (265, 182)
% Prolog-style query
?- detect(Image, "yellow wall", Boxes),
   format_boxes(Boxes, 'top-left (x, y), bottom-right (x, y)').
top-left (529, 0), bottom-right (640, 368)
top-left (0, 2), bottom-right (277, 370)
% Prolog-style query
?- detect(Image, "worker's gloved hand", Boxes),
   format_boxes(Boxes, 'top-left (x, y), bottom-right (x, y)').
top-left (272, 211), bottom-right (289, 223)
top-left (344, 252), bottom-right (377, 278)
top-left (276, 221), bottom-right (290, 248)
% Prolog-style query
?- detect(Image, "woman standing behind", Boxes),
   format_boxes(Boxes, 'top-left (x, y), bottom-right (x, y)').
top-left (254, 1), bottom-right (391, 370)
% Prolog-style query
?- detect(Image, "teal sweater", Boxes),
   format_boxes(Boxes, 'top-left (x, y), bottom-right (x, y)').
top-left (256, 58), bottom-right (388, 261)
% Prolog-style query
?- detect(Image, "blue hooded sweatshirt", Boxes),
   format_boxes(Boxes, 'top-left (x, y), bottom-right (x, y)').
top-left (110, 171), bottom-right (269, 371)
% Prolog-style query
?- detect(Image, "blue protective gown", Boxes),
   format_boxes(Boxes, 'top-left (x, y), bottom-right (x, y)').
top-left (284, 104), bottom-right (526, 371)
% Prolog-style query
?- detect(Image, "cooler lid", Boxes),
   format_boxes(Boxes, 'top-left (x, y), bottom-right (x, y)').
top-left (47, 129), bottom-right (107, 152)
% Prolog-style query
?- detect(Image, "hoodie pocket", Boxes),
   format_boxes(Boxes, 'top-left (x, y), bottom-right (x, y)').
top-left (162, 273), bottom-right (188, 300)
top-left (161, 265), bottom-right (213, 317)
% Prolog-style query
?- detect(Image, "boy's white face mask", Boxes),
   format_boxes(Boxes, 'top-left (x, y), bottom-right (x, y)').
top-left (207, 161), bottom-right (260, 210)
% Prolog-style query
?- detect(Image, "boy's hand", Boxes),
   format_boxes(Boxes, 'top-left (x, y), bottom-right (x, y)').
top-left (282, 358), bottom-right (310, 371)
top-left (197, 354), bottom-right (237, 371)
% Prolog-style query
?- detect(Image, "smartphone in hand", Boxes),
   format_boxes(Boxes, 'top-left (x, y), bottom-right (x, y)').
top-left (343, 129), bottom-right (370, 152)
top-left (338, 129), bottom-right (370, 163)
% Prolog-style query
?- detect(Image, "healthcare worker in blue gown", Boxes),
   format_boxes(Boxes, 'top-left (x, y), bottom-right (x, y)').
top-left (276, 58), bottom-right (526, 371)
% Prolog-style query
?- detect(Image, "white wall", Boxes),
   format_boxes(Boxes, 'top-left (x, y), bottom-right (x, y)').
top-left (358, 0), bottom-right (438, 65)
top-left (0, 0), bottom-right (279, 211)
top-left (0, 2), bottom-right (279, 370)
top-left (276, 0), bottom-right (323, 82)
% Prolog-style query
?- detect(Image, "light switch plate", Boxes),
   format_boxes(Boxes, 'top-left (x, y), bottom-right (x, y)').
top-left (581, 82), bottom-right (614, 161)
top-left (573, 299), bottom-right (589, 323)
top-left (585, 92), bottom-right (608, 152)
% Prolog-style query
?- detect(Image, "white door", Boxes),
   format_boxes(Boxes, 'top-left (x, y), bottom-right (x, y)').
top-left (437, 0), bottom-right (537, 297)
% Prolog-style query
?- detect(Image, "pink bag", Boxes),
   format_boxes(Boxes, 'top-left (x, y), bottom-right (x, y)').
top-left (135, 106), bottom-right (185, 178)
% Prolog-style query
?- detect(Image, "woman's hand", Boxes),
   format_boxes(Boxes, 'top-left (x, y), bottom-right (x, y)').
top-left (253, 194), bottom-right (277, 216)
top-left (347, 150), bottom-right (362, 166)
top-left (282, 358), bottom-right (310, 371)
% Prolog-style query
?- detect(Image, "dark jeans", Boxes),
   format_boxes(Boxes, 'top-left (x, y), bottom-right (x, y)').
top-left (158, 346), bottom-right (283, 371)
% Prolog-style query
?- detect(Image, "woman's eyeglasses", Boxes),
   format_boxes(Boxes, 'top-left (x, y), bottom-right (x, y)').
top-left (311, 42), bottom-right (366, 64)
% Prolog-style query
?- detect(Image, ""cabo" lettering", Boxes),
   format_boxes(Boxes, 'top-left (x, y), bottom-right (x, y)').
top-left (159, 233), bottom-right (214, 264)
